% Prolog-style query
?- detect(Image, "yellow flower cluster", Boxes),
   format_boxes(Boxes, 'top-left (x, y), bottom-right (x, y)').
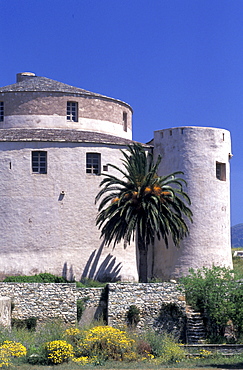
top-left (200, 349), bottom-right (212, 357)
top-left (0, 348), bottom-right (10, 368)
top-left (65, 327), bottom-right (81, 336)
top-left (1, 341), bottom-right (27, 358)
top-left (72, 356), bottom-right (89, 365)
top-left (45, 340), bottom-right (74, 364)
top-left (78, 326), bottom-right (135, 361)
top-left (0, 341), bottom-right (27, 368)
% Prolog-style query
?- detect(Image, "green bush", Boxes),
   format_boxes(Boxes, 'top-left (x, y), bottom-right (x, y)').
top-left (142, 331), bottom-right (185, 363)
top-left (77, 299), bottom-right (87, 322)
top-left (76, 326), bottom-right (136, 362)
top-left (180, 265), bottom-right (243, 342)
top-left (77, 278), bottom-right (107, 287)
top-left (158, 333), bottom-right (185, 363)
top-left (12, 317), bottom-right (37, 331)
top-left (3, 272), bottom-right (68, 283)
top-left (126, 305), bottom-right (141, 327)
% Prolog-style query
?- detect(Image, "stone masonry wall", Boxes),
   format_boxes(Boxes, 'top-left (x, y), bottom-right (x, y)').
top-left (0, 283), bottom-right (77, 324)
top-left (108, 283), bottom-right (186, 337)
top-left (0, 283), bottom-right (185, 335)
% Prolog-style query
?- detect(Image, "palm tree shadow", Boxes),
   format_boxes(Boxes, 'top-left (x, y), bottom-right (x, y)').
top-left (81, 242), bottom-right (122, 282)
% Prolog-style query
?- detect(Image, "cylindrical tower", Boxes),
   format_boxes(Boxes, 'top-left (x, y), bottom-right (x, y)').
top-left (0, 73), bottom-right (138, 282)
top-left (152, 126), bottom-right (233, 280)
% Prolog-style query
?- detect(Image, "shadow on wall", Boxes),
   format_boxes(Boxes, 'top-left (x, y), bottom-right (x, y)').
top-left (62, 263), bottom-right (75, 281)
top-left (154, 302), bottom-right (186, 341)
top-left (81, 242), bottom-right (122, 282)
top-left (62, 242), bottom-right (122, 282)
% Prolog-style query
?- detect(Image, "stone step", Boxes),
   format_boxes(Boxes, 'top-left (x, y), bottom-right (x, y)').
top-left (186, 305), bottom-right (206, 344)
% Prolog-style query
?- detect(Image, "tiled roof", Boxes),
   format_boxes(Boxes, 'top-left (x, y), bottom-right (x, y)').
top-left (0, 129), bottom-right (149, 147)
top-left (0, 76), bottom-right (132, 110)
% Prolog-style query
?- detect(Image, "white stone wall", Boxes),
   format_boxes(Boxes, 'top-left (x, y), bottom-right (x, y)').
top-left (152, 126), bottom-right (233, 280)
top-left (0, 142), bottom-right (138, 282)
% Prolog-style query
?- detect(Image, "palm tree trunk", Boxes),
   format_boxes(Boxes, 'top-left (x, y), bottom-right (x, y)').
top-left (138, 234), bottom-right (148, 283)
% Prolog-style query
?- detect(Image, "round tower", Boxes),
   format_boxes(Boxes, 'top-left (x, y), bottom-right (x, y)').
top-left (0, 72), bottom-right (132, 139)
top-left (0, 73), bottom-right (137, 282)
top-left (152, 126), bottom-right (233, 280)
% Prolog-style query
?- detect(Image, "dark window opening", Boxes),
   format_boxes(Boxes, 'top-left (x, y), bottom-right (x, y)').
top-left (216, 162), bottom-right (226, 181)
top-left (123, 112), bottom-right (127, 132)
top-left (67, 102), bottom-right (78, 122)
top-left (32, 151), bottom-right (47, 174)
top-left (0, 102), bottom-right (4, 122)
top-left (86, 153), bottom-right (101, 175)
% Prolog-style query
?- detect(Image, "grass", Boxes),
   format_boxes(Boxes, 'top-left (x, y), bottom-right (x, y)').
top-left (5, 353), bottom-right (243, 369)
top-left (4, 322), bottom-right (243, 369)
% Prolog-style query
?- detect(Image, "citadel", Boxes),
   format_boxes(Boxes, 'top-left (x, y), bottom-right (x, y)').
top-left (0, 72), bottom-right (233, 282)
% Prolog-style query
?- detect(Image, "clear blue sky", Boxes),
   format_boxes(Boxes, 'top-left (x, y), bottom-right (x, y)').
top-left (1, 0), bottom-right (243, 226)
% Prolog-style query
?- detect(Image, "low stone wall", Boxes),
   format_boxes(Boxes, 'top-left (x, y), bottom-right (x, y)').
top-left (0, 282), bottom-right (186, 334)
top-left (0, 283), bottom-right (77, 324)
top-left (108, 283), bottom-right (186, 338)
top-left (184, 344), bottom-right (243, 355)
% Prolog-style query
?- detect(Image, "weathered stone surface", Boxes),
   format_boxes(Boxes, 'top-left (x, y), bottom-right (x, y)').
top-left (0, 296), bottom-right (11, 328)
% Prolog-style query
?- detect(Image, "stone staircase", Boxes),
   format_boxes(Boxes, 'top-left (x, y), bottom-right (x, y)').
top-left (186, 305), bottom-right (206, 343)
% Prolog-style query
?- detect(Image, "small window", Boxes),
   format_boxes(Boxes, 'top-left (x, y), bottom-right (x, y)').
top-left (216, 162), bottom-right (226, 181)
top-left (67, 102), bottom-right (78, 122)
top-left (123, 112), bottom-right (127, 132)
top-left (0, 102), bottom-right (4, 122)
top-left (32, 151), bottom-right (47, 174)
top-left (86, 153), bottom-right (101, 175)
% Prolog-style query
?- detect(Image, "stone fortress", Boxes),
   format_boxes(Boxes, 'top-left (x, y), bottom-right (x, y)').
top-left (0, 72), bottom-right (233, 282)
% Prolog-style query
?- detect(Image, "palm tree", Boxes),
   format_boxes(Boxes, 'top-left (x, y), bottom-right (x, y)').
top-left (95, 143), bottom-right (192, 282)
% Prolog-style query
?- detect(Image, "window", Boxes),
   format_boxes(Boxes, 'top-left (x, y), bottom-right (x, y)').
top-left (0, 102), bottom-right (4, 122)
top-left (123, 112), bottom-right (127, 132)
top-left (216, 162), bottom-right (226, 181)
top-left (86, 153), bottom-right (101, 175)
top-left (67, 102), bottom-right (78, 122)
top-left (32, 151), bottom-right (47, 174)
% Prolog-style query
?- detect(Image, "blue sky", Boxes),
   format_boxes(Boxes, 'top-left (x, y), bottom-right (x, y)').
top-left (1, 0), bottom-right (243, 226)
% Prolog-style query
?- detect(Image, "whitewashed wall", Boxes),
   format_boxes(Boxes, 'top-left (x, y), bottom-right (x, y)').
top-left (152, 126), bottom-right (233, 280)
top-left (0, 142), bottom-right (138, 282)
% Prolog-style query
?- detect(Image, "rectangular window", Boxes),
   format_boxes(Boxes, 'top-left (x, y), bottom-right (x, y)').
top-left (123, 112), bottom-right (127, 132)
top-left (32, 151), bottom-right (47, 174)
top-left (0, 102), bottom-right (4, 122)
top-left (86, 153), bottom-right (101, 175)
top-left (216, 162), bottom-right (226, 181)
top-left (67, 102), bottom-right (78, 122)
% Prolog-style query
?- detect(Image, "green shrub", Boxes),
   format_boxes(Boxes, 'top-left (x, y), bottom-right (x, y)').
top-left (142, 331), bottom-right (185, 362)
top-left (12, 317), bottom-right (37, 331)
top-left (77, 278), bottom-right (107, 287)
top-left (77, 325), bottom-right (136, 361)
top-left (77, 299), bottom-right (87, 322)
top-left (180, 265), bottom-right (236, 341)
top-left (158, 333), bottom-right (185, 363)
top-left (3, 272), bottom-right (68, 283)
top-left (127, 305), bottom-right (141, 327)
